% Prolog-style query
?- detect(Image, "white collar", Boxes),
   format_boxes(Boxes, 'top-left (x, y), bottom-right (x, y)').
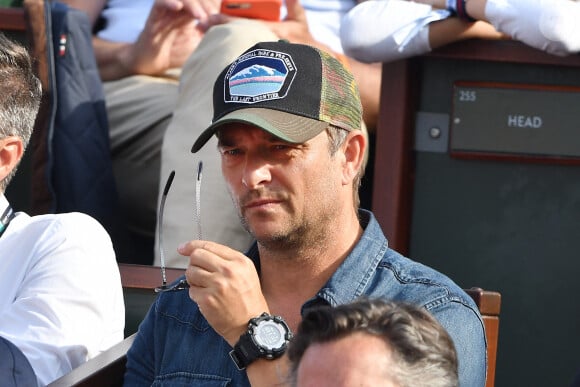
top-left (0, 193), bottom-right (9, 212)
top-left (0, 194), bottom-right (14, 236)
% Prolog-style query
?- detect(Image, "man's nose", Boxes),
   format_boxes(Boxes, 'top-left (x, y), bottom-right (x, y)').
top-left (241, 156), bottom-right (272, 188)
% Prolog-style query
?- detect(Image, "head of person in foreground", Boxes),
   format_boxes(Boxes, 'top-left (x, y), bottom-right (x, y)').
top-left (0, 33), bottom-right (42, 193)
top-left (287, 298), bottom-right (459, 387)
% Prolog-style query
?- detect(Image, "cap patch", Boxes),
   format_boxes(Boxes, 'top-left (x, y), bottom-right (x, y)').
top-left (224, 49), bottom-right (297, 104)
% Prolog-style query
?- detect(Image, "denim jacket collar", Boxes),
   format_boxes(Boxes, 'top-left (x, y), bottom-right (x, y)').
top-left (246, 209), bottom-right (386, 310)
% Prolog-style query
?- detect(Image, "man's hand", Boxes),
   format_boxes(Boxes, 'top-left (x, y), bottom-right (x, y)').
top-left (179, 240), bottom-right (270, 346)
top-left (176, 0), bottom-right (221, 22)
top-left (203, 0), bottom-right (321, 48)
top-left (264, 0), bottom-right (320, 48)
top-left (125, 0), bottom-right (215, 75)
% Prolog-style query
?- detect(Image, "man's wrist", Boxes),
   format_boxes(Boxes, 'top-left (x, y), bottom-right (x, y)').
top-left (447, 0), bottom-right (477, 22)
top-left (229, 313), bottom-right (293, 370)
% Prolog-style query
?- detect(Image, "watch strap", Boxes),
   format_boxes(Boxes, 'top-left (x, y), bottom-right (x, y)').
top-left (229, 330), bottom-right (262, 370)
top-left (229, 313), bottom-right (292, 371)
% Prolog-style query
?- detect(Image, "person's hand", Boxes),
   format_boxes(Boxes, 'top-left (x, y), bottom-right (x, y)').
top-left (179, 240), bottom-right (270, 346)
top-left (177, 0), bottom-right (222, 23)
top-left (263, 0), bottom-right (318, 47)
top-left (127, 0), bottom-right (220, 75)
top-left (202, 0), bottom-right (322, 49)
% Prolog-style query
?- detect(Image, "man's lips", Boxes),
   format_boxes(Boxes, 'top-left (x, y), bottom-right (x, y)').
top-left (242, 198), bottom-right (282, 210)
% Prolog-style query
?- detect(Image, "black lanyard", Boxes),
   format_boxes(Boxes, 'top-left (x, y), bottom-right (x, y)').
top-left (0, 205), bottom-right (14, 238)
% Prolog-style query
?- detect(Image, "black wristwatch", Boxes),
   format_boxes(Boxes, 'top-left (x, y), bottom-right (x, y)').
top-left (229, 312), bottom-right (293, 370)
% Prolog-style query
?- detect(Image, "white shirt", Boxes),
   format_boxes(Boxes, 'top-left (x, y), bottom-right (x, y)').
top-left (97, 0), bottom-right (154, 43)
top-left (302, 0), bottom-right (356, 54)
top-left (0, 195), bottom-right (125, 386)
top-left (340, 0), bottom-right (580, 63)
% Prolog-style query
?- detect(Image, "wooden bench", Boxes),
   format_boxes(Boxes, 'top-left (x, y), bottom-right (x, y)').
top-left (0, 6), bottom-right (25, 31)
top-left (119, 263), bottom-right (184, 336)
top-left (464, 287), bottom-right (501, 387)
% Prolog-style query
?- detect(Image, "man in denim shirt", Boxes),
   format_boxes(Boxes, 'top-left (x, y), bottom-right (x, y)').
top-left (124, 40), bottom-right (486, 386)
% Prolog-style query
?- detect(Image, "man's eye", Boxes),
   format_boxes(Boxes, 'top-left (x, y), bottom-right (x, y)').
top-left (222, 148), bottom-right (241, 156)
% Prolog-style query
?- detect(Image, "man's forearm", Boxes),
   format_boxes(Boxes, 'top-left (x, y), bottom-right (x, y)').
top-left (59, 0), bottom-right (106, 26)
top-left (414, 0), bottom-right (487, 19)
top-left (347, 59), bottom-right (380, 131)
top-left (428, 16), bottom-right (504, 50)
top-left (93, 38), bottom-right (137, 81)
top-left (413, 0), bottom-right (504, 49)
top-left (59, 0), bottom-right (133, 80)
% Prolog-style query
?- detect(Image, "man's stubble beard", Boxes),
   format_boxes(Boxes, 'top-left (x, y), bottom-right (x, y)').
top-left (238, 204), bottom-right (337, 256)
top-left (239, 212), bottom-right (307, 252)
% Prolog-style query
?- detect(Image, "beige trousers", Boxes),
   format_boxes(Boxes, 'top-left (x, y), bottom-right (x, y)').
top-left (104, 73), bottom-right (178, 244)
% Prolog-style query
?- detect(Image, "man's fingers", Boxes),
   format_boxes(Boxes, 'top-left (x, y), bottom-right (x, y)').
top-left (181, 0), bottom-right (221, 21)
top-left (284, 0), bottom-right (306, 22)
top-left (178, 240), bottom-right (241, 261)
top-left (160, 0), bottom-right (186, 12)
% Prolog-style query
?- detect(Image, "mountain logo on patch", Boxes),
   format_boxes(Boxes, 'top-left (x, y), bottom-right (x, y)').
top-left (223, 49), bottom-right (297, 104)
top-left (230, 64), bottom-right (286, 96)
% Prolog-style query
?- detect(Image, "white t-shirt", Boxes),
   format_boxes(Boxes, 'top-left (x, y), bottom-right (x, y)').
top-left (97, 0), bottom-right (153, 43)
top-left (0, 195), bottom-right (125, 386)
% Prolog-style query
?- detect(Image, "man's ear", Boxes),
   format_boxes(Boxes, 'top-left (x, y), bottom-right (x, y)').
top-left (341, 130), bottom-right (366, 186)
top-left (0, 136), bottom-right (24, 182)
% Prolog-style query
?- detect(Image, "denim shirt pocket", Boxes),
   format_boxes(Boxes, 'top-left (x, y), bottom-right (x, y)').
top-left (153, 372), bottom-right (232, 386)
top-left (157, 290), bottom-right (212, 332)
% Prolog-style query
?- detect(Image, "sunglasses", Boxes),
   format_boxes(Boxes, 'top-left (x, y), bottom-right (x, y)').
top-left (155, 161), bottom-right (203, 293)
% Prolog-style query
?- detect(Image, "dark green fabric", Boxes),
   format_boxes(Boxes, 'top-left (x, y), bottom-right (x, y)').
top-left (0, 1), bottom-right (23, 7)
top-left (123, 289), bottom-right (156, 338)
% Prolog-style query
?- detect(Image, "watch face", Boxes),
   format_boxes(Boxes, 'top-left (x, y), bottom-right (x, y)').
top-left (254, 319), bottom-right (287, 350)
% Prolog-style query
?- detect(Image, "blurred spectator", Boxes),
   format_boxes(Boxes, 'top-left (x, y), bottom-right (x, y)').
top-left (0, 33), bottom-right (124, 385)
top-left (288, 298), bottom-right (458, 387)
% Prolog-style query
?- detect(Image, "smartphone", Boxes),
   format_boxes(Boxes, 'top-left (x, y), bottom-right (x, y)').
top-left (220, 0), bottom-right (282, 21)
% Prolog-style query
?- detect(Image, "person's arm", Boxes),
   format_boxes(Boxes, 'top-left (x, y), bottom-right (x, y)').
top-left (429, 300), bottom-right (487, 387)
top-left (60, 0), bottom-right (106, 26)
top-left (178, 240), bottom-right (294, 386)
top-left (414, 0), bottom-right (580, 55)
top-left (59, 0), bottom-right (131, 79)
top-left (347, 59), bottom-right (380, 131)
top-left (91, 11), bottom-right (202, 82)
top-left (61, 0), bottom-right (213, 81)
top-left (469, 0), bottom-right (580, 56)
top-left (340, 0), bottom-right (504, 64)
top-left (341, 0), bottom-right (579, 64)
top-left (428, 15), bottom-right (504, 49)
